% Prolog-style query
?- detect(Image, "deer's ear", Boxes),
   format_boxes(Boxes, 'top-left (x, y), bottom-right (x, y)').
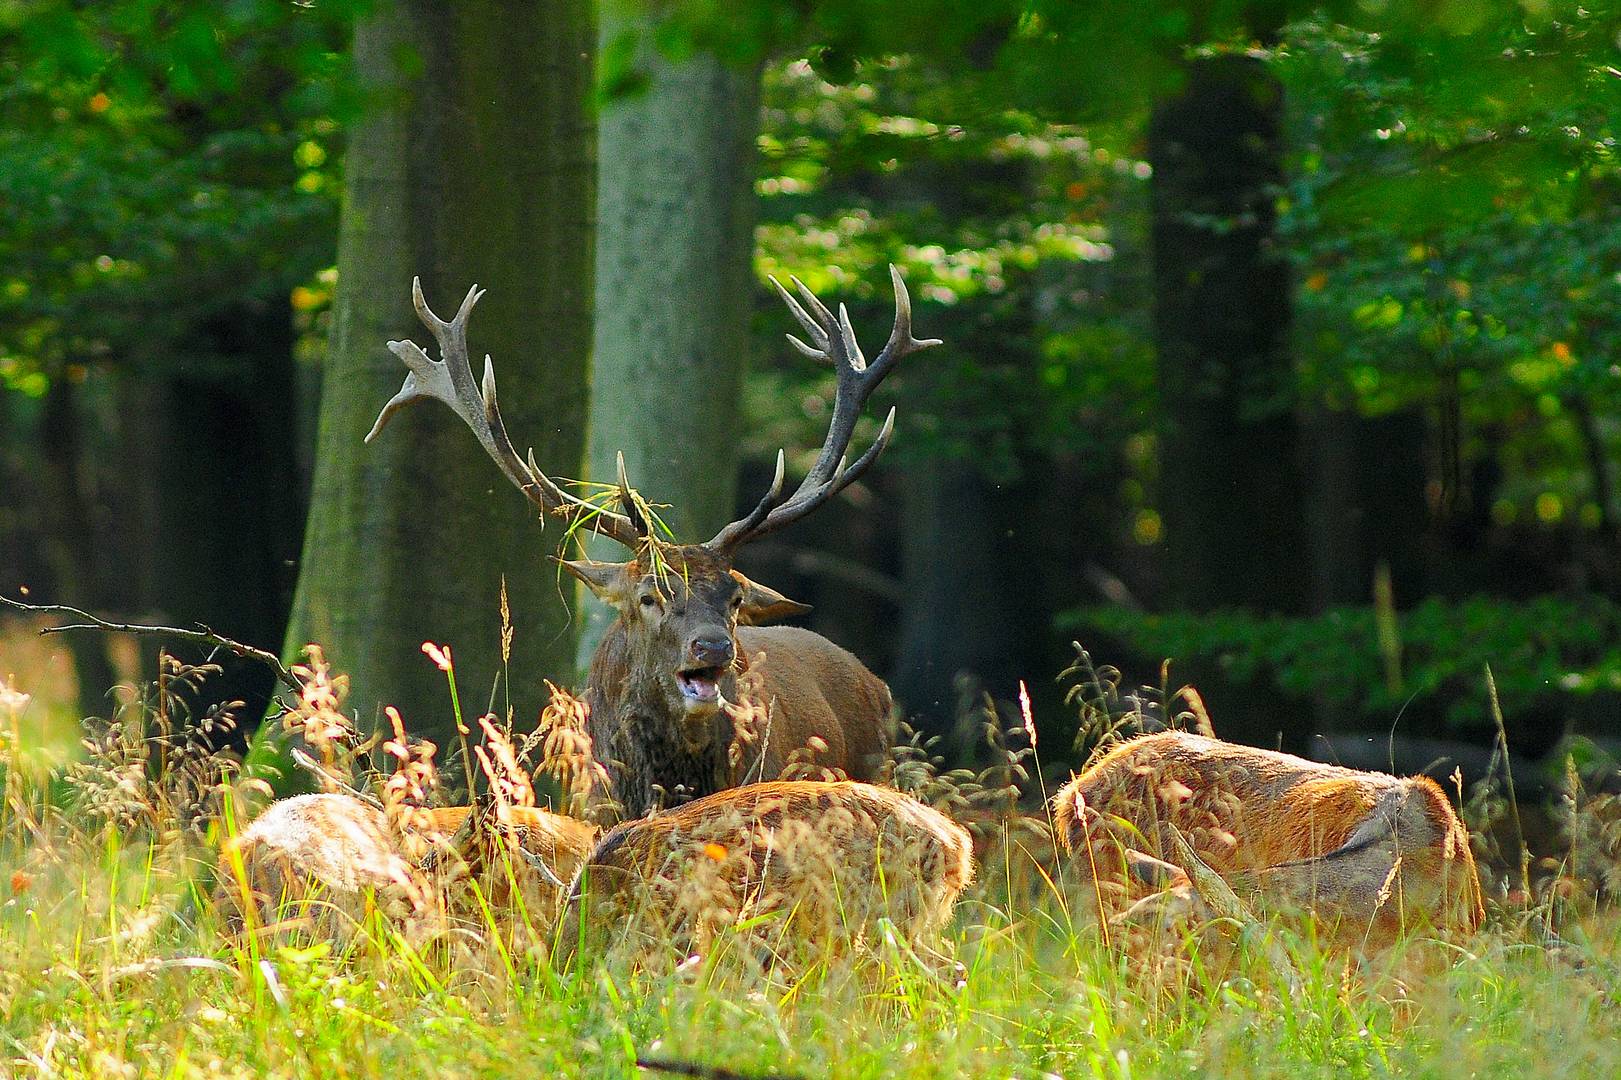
top-left (557, 558), bottom-right (631, 604)
top-left (731, 570), bottom-right (812, 625)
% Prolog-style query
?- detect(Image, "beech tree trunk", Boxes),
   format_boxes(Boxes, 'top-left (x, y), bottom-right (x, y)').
top-left (58, 300), bottom-right (306, 742)
top-left (575, 16), bottom-right (761, 669)
top-left (264, 1), bottom-right (595, 768)
top-left (1149, 54), bottom-right (1310, 748)
top-left (1150, 55), bottom-right (1308, 617)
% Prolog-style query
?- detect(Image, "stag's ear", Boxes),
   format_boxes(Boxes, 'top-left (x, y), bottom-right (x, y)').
top-left (731, 570), bottom-right (812, 625)
top-left (557, 558), bottom-right (631, 604)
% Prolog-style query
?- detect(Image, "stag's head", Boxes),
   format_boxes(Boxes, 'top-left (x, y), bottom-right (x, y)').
top-left (367, 265), bottom-right (938, 734)
top-left (559, 544), bottom-right (805, 730)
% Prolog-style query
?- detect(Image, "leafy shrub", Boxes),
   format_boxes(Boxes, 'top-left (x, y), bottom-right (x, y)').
top-left (1060, 594), bottom-right (1621, 733)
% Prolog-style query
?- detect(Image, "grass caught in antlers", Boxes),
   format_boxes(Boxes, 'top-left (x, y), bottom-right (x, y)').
top-left (4, 652), bottom-right (1621, 1078)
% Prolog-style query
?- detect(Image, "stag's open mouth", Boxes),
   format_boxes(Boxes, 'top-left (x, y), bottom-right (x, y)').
top-left (675, 666), bottom-right (724, 704)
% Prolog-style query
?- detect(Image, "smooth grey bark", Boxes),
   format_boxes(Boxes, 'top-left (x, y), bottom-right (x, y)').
top-left (269, 1), bottom-right (595, 762)
top-left (575, 16), bottom-right (761, 671)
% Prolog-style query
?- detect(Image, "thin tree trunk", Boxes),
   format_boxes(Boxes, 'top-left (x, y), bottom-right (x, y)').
top-left (147, 300), bottom-right (305, 739)
top-left (39, 379), bottom-right (118, 718)
top-left (266, 1), bottom-right (596, 768)
top-left (1570, 390), bottom-right (1620, 592)
top-left (1150, 54), bottom-right (1309, 616)
top-left (1149, 54), bottom-right (1312, 749)
top-left (575, 19), bottom-right (761, 670)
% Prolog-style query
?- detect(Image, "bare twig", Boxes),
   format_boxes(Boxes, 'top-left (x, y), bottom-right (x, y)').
top-left (289, 746), bottom-right (383, 809)
top-left (0, 595), bottom-right (301, 694)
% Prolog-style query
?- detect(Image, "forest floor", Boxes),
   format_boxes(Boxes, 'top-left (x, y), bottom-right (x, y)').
top-left (3, 629), bottom-right (1620, 1078)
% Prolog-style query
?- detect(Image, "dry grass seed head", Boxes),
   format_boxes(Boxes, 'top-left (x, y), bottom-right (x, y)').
top-left (534, 681), bottom-right (610, 818)
top-left (282, 644), bottom-right (368, 791)
top-left (724, 664), bottom-right (769, 774)
top-left (381, 705), bottom-right (439, 866)
top-left (66, 653), bottom-right (250, 837)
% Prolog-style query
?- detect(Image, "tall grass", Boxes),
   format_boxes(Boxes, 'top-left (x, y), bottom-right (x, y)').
top-left (3, 660), bottom-right (1621, 1078)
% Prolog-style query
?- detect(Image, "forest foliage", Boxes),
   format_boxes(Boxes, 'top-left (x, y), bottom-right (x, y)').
top-left (2, 0), bottom-right (1620, 764)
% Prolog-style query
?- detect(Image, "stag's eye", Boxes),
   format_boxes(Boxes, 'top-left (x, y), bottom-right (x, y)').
top-left (639, 594), bottom-right (658, 609)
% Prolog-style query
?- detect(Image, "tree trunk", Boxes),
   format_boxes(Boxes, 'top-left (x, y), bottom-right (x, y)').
top-left (266, 1), bottom-right (595, 767)
top-left (1149, 54), bottom-right (1310, 748)
top-left (1150, 54), bottom-right (1308, 616)
top-left (892, 452), bottom-right (1043, 742)
top-left (144, 300), bottom-right (306, 740)
top-left (575, 21), bottom-right (761, 669)
top-left (1302, 406), bottom-right (1430, 611)
top-left (38, 378), bottom-right (119, 718)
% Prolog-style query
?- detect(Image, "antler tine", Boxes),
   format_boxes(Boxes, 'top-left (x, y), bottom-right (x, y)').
top-left (708, 266), bottom-right (937, 551)
top-left (707, 450), bottom-right (787, 551)
top-left (872, 263), bottom-right (943, 378)
top-left (367, 277), bottom-right (643, 549)
top-left (769, 276), bottom-right (831, 360)
top-left (615, 450), bottom-right (650, 536)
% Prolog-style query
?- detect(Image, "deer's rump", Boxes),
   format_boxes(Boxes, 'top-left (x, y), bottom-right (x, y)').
top-left (1053, 731), bottom-right (1485, 936)
top-left (738, 625), bottom-right (891, 782)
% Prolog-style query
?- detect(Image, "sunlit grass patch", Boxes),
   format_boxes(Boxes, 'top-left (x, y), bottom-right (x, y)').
top-left (4, 654), bottom-right (1621, 1079)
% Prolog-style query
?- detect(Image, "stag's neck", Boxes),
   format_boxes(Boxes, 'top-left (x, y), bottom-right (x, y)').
top-left (584, 620), bottom-right (734, 819)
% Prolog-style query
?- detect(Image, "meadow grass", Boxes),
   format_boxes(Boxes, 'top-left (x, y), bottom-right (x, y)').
top-left (2, 646), bottom-right (1620, 1079)
top-left (3, 810), bottom-right (1620, 1079)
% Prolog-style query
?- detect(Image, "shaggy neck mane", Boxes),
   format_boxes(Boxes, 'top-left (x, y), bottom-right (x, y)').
top-left (584, 615), bottom-right (741, 818)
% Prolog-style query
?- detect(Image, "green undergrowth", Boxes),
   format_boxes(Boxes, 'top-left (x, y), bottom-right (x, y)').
top-left (2, 823), bottom-right (1620, 1079)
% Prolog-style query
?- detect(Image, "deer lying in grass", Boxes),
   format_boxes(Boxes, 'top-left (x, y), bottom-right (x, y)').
top-left (1052, 731), bottom-right (1485, 942)
top-left (557, 780), bottom-right (973, 964)
top-left (215, 793), bottom-right (597, 937)
top-left (369, 268), bottom-right (938, 817)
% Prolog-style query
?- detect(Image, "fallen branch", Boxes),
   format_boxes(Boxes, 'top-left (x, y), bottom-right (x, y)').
top-left (0, 595), bottom-right (301, 695)
top-left (636, 1057), bottom-right (805, 1080)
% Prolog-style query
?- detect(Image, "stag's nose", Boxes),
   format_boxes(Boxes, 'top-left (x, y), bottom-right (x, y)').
top-left (688, 634), bottom-right (734, 669)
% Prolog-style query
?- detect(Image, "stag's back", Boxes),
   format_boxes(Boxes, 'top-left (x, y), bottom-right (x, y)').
top-left (739, 626), bottom-right (891, 781)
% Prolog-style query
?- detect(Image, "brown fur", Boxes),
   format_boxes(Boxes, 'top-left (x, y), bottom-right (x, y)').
top-left (215, 794), bottom-right (598, 938)
top-left (735, 625), bottom-right (892, 782)
top-left (576, 545), bottom-right (892, 818)
top-left (1052, 731), bottom-right (1484, 939)
top-left (558, 780), bottom-right (972, 963)
top-left (420, 803), bottom-right (600, 920)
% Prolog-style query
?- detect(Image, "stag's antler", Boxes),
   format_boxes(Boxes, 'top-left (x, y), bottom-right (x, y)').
top-left (367, 278), bottom-right (644, 549)
top-left (708, 264), bottom-right (940, 551)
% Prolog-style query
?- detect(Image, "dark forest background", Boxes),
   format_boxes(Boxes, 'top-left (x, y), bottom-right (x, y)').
top-left (3, 0), bottom-right (1621, 794)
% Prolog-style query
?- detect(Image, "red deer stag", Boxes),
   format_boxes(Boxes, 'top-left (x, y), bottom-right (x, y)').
top-left (1052, 731), bottom-right (1485, 942)
top-left (368, 268), bottom-right (938, 817)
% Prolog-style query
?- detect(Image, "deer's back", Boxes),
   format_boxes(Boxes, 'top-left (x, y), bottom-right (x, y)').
top-left (739, 626), bottom-right (891, 780)
top-left (421, 804), bottom-right (598, 876)
top-left (217, 795), bottom-right (599, 935)
top-left (215, 793), bottom-right (422, 931)
top-left (1056, 731), bottom-right (1411, 872)
top-left (566, 780), bottom-right (971, 957)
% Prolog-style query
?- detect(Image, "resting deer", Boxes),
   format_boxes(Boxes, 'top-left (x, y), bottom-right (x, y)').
top-left (368, 267), bottom-right (938, 817)
top-left (1052, 731), bottom-right (1485, 942)
top-left (557, 780), bottom-right (973, 963)
top-left (215, 793), bottom-right (597, 937)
